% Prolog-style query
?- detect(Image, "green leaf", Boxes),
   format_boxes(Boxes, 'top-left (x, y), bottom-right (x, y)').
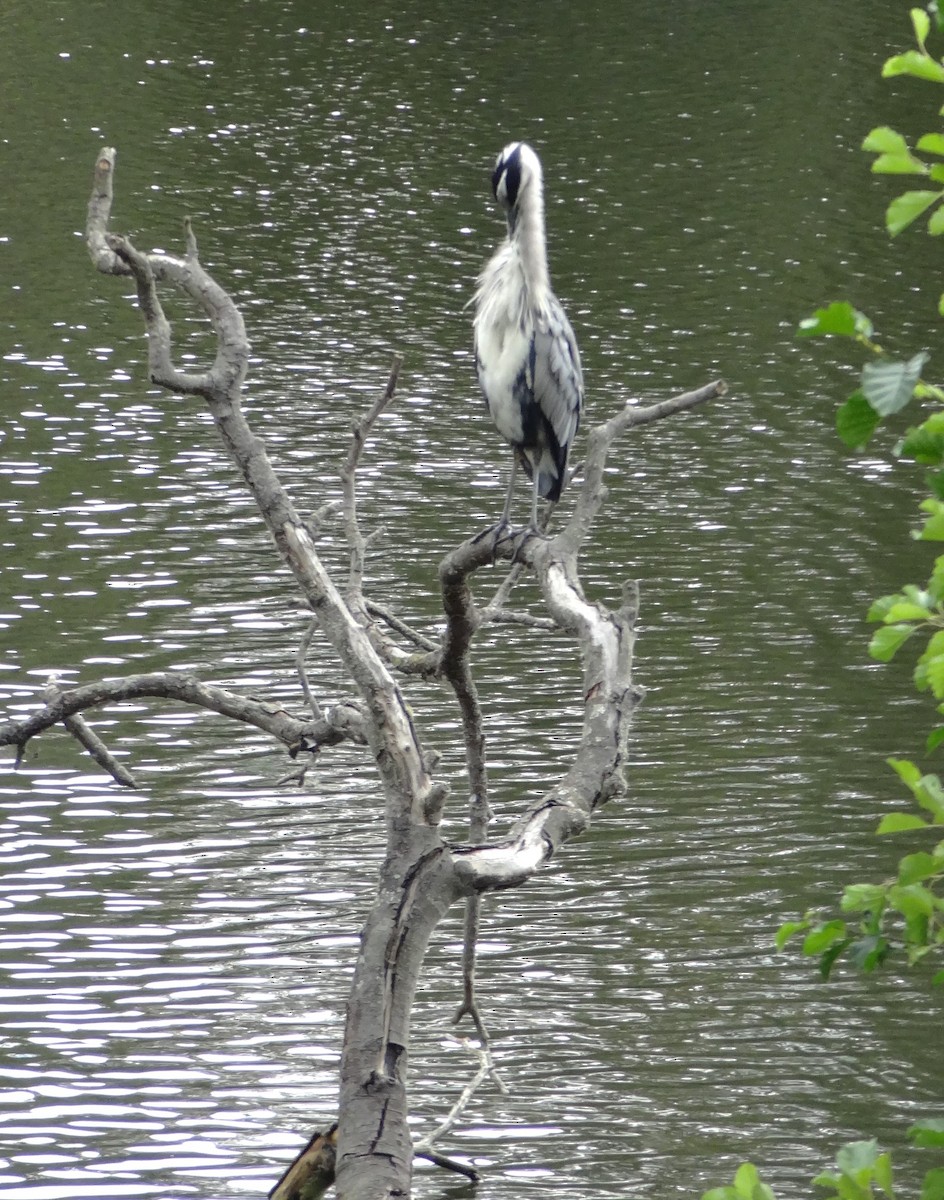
top-left (818, 938), bottom-right (853, 980)
top-left (910, 1119), bottom-right (944, 1149)
top-left (775, 918), bottom-right (809, 950)
top-left (887, 190), bottom-right (944, 235)
top-left (899, 416), bottom-right (944, 464)
top-left (898, 851), bottom-right (941, 884)
top-left (869, 623), bottom-right (918, 661)
top-left (872, 1150), bottom-right (894, 1198)
top-left (918, 132), bottom-right (944, 156)
top-left (888, 757), bottom-right (923, 789)
top-left (885, 600), bottom-right (933, 620)
top-left (841, 883), bottom-right (888, 912)
top-left (930, 162), bottom-right (944, 184)
top-left (701, 1190), bottom-right (739, 1200)
top-left (868, 594), bottom-right (903, 622)
top-left (863, 126), bottom-right (912, 155)
top-left (919, 650), bottom-right (944, 698)
top-left (929, 555), bottom-right (944, 600)
top-left (903, 583), bottom-right (934, 605)
top-left (920, 1166), bottom-right (944, 1200)
top-left (837, 391), bottom-right (882, 449)
top-left (915, 772), bottom-right (944, 819)
top-left (873, 152), bottom-right (929, 175)
top-left (849, 934), bottom-right (890, 972)
top-left (931, 206), bottom-right (944, 235)
top-left (917, 498), bottom-right (944, 540)
top-left (798, 302), bottom-right (873, 339)
top-left (733, 1163), bottom-right (762, 1198)
top-left (803, 919), bottom-right (847, 955)
top-left (883, 50), bottom-right (944, 83)
top-left (916, 631), bottom-right (944, 696)
top-left (889, 881), bottom-right (936, 919)
top-left (836, 1139), bottom-right (881, 1176)
top-left (877, 812), bottom-right (930, 832)
top-left (913, 6), bottom-right (932, 50)
top-left (861, 352), bottom-right (930, 414)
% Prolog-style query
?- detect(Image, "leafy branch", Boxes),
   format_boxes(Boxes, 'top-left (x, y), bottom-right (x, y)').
top-left (701, 10), bottom-right (944, 1199)
top-left (703, 1128), bottom-right (944, 1200)
top-left (785, 6), bottom-right (944, 985)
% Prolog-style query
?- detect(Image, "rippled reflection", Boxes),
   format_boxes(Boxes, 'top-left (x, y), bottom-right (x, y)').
top-left (1, 0), bottom-right (942, 1197)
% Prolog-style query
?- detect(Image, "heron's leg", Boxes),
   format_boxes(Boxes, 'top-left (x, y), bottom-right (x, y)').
top-left (500, 455), bottom-right (518, 527)
top-left (529, 472), bottom-right (540, 530)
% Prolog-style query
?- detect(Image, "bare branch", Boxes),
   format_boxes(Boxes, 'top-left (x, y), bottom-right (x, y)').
top-left (78, 147), bottom-right (729, 1200)
top-left (415, 1039), bottom-right (504, 1160)
top-left (86, 147), bottom-right (437, 828)
top-left (454, 575), bottom-right (642, 892)
top-left (480, 606), bottom-right (557, 631)
top-left (1, 672), bottom-right (369, 763)
top-left (86, 148), bottom-right (128, 275)
top-left (340, 354), bottom-right (402, 608)
top-left (296, 618), bottom-right (324, 720)
top-left (106, 233), bottom-right (212, 395)
top-left (415, 1149), bottom-right (479, 1183)
top-left (562, 380), bottom-right (726, 554)
top-left (44, 679), bottom-right (138, 788)
top-left (364, 600), bottom-right (439, 653)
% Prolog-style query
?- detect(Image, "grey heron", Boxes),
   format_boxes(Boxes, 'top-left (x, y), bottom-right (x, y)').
top-left (472, 141), bottom-right (584, 529)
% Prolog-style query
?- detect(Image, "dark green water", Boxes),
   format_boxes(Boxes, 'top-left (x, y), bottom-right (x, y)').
top-left (1, 2), bottom-right (942, 1197)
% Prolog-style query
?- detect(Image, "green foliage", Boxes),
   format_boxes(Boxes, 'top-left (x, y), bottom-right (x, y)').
top-left (702, 1131), bottom-right (944, 1200)
top-left (813, 1140), bottom-right (895, 1200)
top-left (787, 4), bottom-right (944, 984)
top-left (705, 12), bottom-right (944, 1200)
top-left (701, 1162), bottom-right (775, 1200)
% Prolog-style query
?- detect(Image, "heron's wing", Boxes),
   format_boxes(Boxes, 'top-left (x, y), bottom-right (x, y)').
top-left (532, 299), bottom-right (583, 453)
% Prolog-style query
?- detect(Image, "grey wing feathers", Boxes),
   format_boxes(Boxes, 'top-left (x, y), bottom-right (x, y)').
top-left (532, 299), bottom-right (583, 452)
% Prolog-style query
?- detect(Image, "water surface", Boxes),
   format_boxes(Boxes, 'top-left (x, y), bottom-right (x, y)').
top-left (1, 2), bottom-right (941, 1197)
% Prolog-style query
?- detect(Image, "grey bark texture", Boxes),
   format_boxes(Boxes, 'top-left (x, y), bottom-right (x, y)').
top-left (1, 148), bottom-right (725, 1200)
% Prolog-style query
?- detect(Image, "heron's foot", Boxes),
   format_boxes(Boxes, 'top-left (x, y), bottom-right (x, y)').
top-left (498, 524), bottom-right (539, 564)
top-left (471, 521), bottom-right (505, 545)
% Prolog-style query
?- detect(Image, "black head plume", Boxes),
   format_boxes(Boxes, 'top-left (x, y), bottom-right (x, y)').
top-left (492, 143), bottom-right (523, 210)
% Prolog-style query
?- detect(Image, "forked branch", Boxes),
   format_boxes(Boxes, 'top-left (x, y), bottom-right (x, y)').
top-left (0, 148), bottom-right (730, 1200)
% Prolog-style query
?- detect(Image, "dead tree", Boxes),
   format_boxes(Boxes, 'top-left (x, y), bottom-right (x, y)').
top-left (0, 148), bottom-right (724, 1200)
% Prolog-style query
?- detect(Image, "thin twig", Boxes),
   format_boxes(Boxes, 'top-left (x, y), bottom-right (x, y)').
top-left (365, 600), bottom-right (439, 652)
top-left (296, 617), bottom-right (324, 720)
top-left (480, 606), bottom-right (557, 631)
top-left (414, 1038), bottom-right (506, 1157)
top-left (415, 1148), bottom-right (479, 1183)
top-left (339, 353), bottom-right (402, 606)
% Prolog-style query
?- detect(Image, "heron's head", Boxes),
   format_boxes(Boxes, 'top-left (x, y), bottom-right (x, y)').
top-left (491, 142), bottom-right (543, 222)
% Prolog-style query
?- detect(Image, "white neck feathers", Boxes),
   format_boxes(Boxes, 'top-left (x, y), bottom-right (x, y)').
top-left (510, 165), bottom-right (550, 301)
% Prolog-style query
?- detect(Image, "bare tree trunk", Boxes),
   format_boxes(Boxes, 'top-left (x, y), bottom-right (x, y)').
top-left (0, 148), bottom-right (724, 1200)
